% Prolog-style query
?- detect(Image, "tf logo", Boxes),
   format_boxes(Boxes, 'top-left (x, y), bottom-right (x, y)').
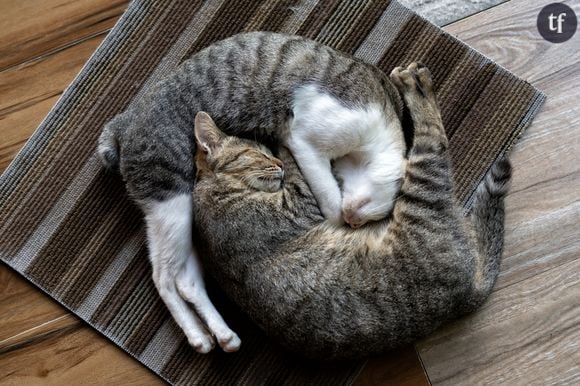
top-left (537, 3), bottom-right (577, 43)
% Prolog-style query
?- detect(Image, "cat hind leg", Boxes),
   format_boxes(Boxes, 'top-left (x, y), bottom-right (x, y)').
top-left (175, 255), bottom-right (241, 352)
top-left (144, 194), bottom-right (238, 353)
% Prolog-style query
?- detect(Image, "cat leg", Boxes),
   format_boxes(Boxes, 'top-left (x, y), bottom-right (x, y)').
top-left (285, 137), bottom-right (344, 224)
top-left (390, 63), bottom-right (447, 147)
top-left (175, 252), bottom-right (241, 352)
top-left (144, 193), bottom-right (238, 353)
top-left (388, 63), bottom-right (455, 223)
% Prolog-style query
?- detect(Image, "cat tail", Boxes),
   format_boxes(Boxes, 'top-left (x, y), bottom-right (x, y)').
top-left (97, 117), bottom-right (122, 170)
top-left (467, 155), bottom-right (512, 309)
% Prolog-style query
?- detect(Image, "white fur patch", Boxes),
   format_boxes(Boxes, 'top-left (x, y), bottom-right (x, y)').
top-left (143, 194), bottom-right (240, 353)
top-left (288, 85), bottom-right (404, 158)
top-left (285, 85), bottom-right (406, 225)
top-left (144, 194), bottom-right (193, 269)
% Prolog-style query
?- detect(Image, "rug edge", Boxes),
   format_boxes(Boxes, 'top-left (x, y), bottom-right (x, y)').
top-left (0, 258), bottom-right (175, 385)
top-left (461, 90), bottom-right (547, 213)
top-left (0, 1), bottom-right (143, 201)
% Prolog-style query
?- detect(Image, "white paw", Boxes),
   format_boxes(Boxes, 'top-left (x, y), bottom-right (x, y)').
top-left (320, 204), bottom-right (344, 225)
top-left (189, 334), bottom-right (215, 354)
top-left (217, 331), bottom-right (241, 353)
top-left (328, 215), bottom-right (345, 226)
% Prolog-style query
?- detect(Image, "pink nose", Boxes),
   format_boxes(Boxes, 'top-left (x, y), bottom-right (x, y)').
top-left (349, 221), bottom-right (363, 229)
top-left (343, 209), bottom-right (363, 229)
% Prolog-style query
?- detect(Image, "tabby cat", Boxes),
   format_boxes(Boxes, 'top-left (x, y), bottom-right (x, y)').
top-left (192, 63), bottom-right (511, 359)
top-left (98, 32), bottom-right (405, 353)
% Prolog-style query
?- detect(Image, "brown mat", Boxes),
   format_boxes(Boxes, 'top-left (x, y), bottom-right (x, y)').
top-left (0, 0), bottom-right (545, 384)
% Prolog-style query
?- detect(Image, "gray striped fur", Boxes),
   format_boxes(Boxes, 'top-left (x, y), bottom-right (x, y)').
top-left (98, 31), bottom-right (402, 202)
top-left (192, 63), bottom-right (510, 360)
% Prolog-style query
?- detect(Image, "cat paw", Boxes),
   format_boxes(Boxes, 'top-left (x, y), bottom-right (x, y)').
top-left (326, 211), bottom-right (346, 226)
top-left (217, 332), bottom-right (241, 353)
top-left (188, 334), bottom-right (215, 354)
top-left (390, 62), bottom-right (443, 129)
top-left (389, 62), bottom-right (434, 99)
top-left (320, 203), bottom-right (345, 226)
top-left (391, 63), bottom-right (446, 145)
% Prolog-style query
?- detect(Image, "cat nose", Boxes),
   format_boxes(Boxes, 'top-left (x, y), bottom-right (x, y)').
top-left (342, 207), bottom-right (363, 228)
top-left (273, 158), bottom-right (284, 169)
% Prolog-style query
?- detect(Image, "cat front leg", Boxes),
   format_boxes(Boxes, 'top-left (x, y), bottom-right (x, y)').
top-left (390, 63), bottom-right (447, 147)
top-left (285, 136), bottom-right (344, 225)
top-left (388, 63), bottom-right (455, 227)
top-left (143, 193), bottom-right (239, 353)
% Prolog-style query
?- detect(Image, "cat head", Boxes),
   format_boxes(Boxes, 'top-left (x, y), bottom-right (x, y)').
top-left (194, 112), bottom-right (285, 193)
top-left (334, 151), bottom-right (405, 228)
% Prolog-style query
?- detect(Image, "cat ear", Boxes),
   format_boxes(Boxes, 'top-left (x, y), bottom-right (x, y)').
top-left (194, 112), bottom-right (226, 155)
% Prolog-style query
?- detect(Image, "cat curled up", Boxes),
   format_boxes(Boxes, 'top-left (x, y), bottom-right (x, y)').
top-left (192, 63), bottom-right (512, 360)
top-left (97, 32), bottom-right (405, 353)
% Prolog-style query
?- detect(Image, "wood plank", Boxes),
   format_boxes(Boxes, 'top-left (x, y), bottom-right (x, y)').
top-left (0, 0), bottom-right (129, 71)
top-left (0, 314), bottom-right (79, 354)
top-left (0, 232), bottom-right (158, 384)
top-left (0, 266), bottom-right (69, 342)
top-left (355, 345), bottom-right (429, 386)
top-left (0, 32), bottom-right (105, 172)
top-left (399, 0), bottom-right (508, 27)
top-left (499, 57), bottom-right (579, 290)
top-left (418, 258), bottom-right (580, 384)
top-left (417, 0), bottom-right (580, 383)
top-left (443, 0), bottom-right (580, 86)
top-left (0, 3), bottom-right (154, 383)
top-left (443, 0), bottom-right (580, 297)
top-left (0, 316), bottom-right (163, 385)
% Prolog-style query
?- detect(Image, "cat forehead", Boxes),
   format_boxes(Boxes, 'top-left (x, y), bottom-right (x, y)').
top-left (215, 143), bottom-right (271, 168)
top-left (224, 138), bottom-right (270, 154)
top-left (222, 138), bottom-right (259, 153)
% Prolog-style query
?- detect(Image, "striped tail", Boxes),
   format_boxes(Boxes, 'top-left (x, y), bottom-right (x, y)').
top-left (97, 119), bottom-right (121, 170)
top-left (468, 155), bottom-right (512, 308)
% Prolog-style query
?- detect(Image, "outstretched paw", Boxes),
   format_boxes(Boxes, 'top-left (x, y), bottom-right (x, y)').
top-left (217, 331), bottom-right (242, 353)
top-left (390, 62), bottom-right (443, 131)
top-left (189, 334), bottom-right (215, 354)
top-left (390, 62), bottom-right (446, 143)
top-left (321, 202), bottom-right (346, 227)
top-left (389, 62), bottom-right (434, 99)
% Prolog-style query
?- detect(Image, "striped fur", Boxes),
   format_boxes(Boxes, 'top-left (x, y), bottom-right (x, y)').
top-left (98, 32), bottom-right (403, 204)
top-left (192, 63), bottom-right (511, 360)
top-left (97, 31), bottom-right (406, 354)
top-left (467, 154), bottom-right (511, 309)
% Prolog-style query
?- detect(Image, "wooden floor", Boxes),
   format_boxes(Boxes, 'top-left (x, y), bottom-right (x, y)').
top-left (1, 0), bottom-right (578, 384)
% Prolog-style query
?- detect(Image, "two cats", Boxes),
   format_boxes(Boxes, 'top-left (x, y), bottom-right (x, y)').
top-left (191, 63), bottom-right (510, 359)
top-left (98, 32), bottom-right (406, 353)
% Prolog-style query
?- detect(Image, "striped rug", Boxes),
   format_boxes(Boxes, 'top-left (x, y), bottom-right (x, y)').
top-left (0, 0), bottom-right (545, 384)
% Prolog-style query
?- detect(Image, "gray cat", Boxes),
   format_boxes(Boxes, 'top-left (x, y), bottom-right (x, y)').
top-left (191, 63), bottom-right (511, 359)
top-left (98, 32), bottom-right (406, 353)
